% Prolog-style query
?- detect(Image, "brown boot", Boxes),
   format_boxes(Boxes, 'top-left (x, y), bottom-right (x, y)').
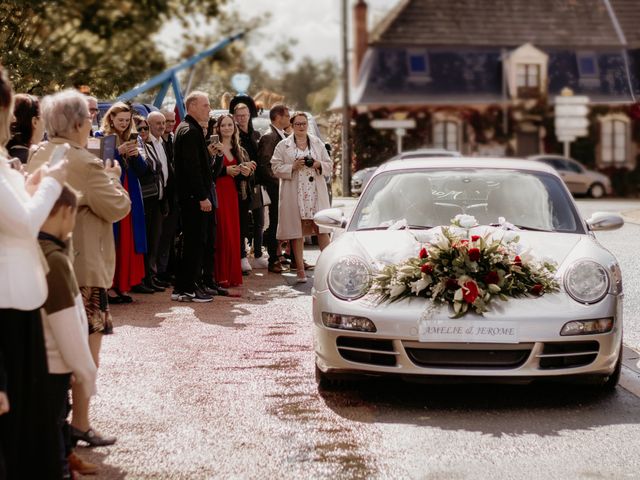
top-left (68, 451), bottom-right (98, 476)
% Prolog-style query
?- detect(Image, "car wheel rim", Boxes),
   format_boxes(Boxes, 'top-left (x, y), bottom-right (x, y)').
top-left (591, 184), bottom-right (604, 198)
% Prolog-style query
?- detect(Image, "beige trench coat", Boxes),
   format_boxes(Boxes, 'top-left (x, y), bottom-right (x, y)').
top-left (270, 133), bottom-right (332, 240)
top-left (28, 137), bottom-right (131, 289)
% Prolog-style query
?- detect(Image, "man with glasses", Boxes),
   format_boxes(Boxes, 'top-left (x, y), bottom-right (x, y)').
top-left (257, 103), bottom-right (290, 273)
top-left (86, 95), bottom-right (99, 136)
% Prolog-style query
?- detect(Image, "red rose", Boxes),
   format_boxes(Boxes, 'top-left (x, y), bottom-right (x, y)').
top-left (471, 235), bottom-right (481, 242)
top-left (446, 278), bottom-right (459, 290)
top-left (462, 281), bottom-right (479, 304)
top-left (514, 255), bottom-right (522, 266)
top-left (484, 271), bottom-right (500, 284)
top-left (419, 247), bottom-right (428, 259)
top-left (468, 247), bottom-right (481, 261)
top-left (421, 263), bottom-right (434, 274)
top-left (460, 239), bottom-right (469, 246)
top-left (531, 284), bottom-right (544, 296)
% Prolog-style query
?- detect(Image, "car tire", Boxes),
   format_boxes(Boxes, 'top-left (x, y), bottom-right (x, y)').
top-left (588, 183), bottom-right (605, 199)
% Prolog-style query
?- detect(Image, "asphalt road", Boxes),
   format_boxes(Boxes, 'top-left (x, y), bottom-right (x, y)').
top-left (82, 197), bottom-right (640, 479)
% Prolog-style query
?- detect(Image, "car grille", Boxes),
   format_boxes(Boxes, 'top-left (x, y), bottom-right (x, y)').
top-left (404, 343), bottom-right (533, 369)
top-left (537, 341), bottom-right (599, 369)
top-left (336, 336), bottom-right (398, 367)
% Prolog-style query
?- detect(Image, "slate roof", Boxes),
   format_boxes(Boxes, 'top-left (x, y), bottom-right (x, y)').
top-left (371, 0), bottom-right (640, 48)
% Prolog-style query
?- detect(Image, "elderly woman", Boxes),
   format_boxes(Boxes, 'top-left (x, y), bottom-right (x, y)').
top-left (6, 94), bottom-right (45, 163)
top-left (28, 89), bottom-right (130, 450)
top-left (270, 112), bottom-right (332, 283)
top-left (0, 65), bottom-right (68, 478)
top-left (98, 102), bottom-right (149, 300)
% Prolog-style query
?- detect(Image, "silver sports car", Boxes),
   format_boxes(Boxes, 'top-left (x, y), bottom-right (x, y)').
top-left (312, 157), bottom-right (624, 389)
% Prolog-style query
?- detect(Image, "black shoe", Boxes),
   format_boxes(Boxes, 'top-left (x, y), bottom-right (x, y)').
top-left (179, 289), bottom-right (213, 303)
top-left (131, 284), bottom-right (155, 294)
top-left (70, 425), bottom-right (117, 447)
top-left (149, 280), bottom-right (166, 292)
top-left (197, 284), bottom-right (218, 296)
top-left (152, 277), bottom-right (171, 288)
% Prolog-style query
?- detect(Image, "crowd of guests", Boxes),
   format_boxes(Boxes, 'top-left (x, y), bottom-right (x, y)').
top-left (0, 62), bottom-right (333, 478)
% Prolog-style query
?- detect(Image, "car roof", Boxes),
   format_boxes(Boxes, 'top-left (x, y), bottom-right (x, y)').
top-left (375, 156), bottom-right (559, 175)
top-left (397, 148), bottom-right (461, 158)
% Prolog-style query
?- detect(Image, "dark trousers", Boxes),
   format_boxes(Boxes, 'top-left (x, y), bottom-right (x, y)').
top-left (263, 183), bottom-right (280, 264)
top-left (0, 308), bottom-right (62, 480)
top-left (143, 195), bottom-right (164, 284)
top-left (201, 207), bottom-right (217, 286)
top-left (157, 200), bottom-right (180, 277)
top-left (252, 206), bottom-right (265, 258)
top-left (239, 197), bottom-right (251, 259)
top-left (45, 373), bottom-right (71, 479)
top-left (177, 200), bottom-right (210, 294)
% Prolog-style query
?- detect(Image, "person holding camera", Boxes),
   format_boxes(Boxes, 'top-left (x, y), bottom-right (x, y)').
top-left (270, 112), bottom-right (332, 283)
top-left (98, 102), bottom-right (149, 301)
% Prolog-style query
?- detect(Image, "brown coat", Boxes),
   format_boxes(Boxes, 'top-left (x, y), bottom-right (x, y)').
top-left (270, 133), bottom-right (332, 240)
top-left (27, 137), bottom-right (131, 288)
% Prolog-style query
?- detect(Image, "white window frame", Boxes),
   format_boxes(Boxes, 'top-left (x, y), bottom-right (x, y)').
top-left (599, 114), bottom-right (629, 166)
top-left (406, 49), bottom-right (430, 83)
top-left (505, 43), bottom-right (548, 99)
top-left (433, 115), bottom-right (461, 152)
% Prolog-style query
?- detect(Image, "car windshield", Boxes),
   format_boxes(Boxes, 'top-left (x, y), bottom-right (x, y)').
top-left (350, 168), bottom-right (583, 233)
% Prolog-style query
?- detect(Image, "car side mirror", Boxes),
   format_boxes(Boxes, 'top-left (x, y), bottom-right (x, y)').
top-left (586, 212), bottom-right (624, 231)
top-left (314, 208), bottom-right (346, 229)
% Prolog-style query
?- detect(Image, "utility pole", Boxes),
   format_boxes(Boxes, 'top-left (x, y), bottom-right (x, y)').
top-left (341, 0), bottom-right (351, 196)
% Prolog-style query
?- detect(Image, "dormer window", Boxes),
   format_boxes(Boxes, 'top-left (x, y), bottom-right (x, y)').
top-left (516, 64), bottom-right (540, 98)
top-left (577, 53), bottom-right (598, 77)
top-left (505, 43), bottom-right (548, 100)
top-left (407, 49), bottom-right (430, 83)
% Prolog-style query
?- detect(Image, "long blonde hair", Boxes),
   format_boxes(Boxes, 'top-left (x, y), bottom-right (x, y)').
top-left (215, 113), bottom-right (247, 162)
top-left (101, 101), bottom-right (133, 144)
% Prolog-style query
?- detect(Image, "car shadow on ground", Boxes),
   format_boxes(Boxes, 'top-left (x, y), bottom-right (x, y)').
top-left (318, 378), bottom-right (640, 437)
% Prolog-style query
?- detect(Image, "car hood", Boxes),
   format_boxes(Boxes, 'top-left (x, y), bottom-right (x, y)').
top-left (342, 228), bottom-right (580, 265)
top-left (314, 227), bottom-right (608, 294)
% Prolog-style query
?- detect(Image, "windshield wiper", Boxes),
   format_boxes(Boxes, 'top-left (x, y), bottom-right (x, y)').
top-left (356, 224), bottom-right (434, 231)
top-left (356, 226), bottom-right (393, 231)
top-left (406, 224), bottom-right (434, 230)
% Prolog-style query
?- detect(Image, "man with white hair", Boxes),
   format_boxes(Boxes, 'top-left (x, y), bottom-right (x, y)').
top-left (172, 92), bottom-right (215, 302)
top-left (140, 111), bottom-right (171, 290)
top-left (85, 95), bottom-right (98, 136)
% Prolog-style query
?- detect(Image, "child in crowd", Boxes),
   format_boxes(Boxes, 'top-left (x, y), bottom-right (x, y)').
top-left (38, 186), bottom-right (98, 479)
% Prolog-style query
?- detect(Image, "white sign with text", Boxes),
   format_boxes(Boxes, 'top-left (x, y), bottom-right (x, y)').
top-left (418, 320), bottom-right (520, 343)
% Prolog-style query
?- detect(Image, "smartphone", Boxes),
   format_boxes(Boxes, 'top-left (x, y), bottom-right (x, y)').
top-left (211, 134), bottom-right (219, 144)
top-left (129, 132), bottom-right (139, 142)
top-left (49, 143), bottom-right (70, 167)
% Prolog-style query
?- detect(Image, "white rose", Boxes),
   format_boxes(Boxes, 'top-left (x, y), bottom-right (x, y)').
top-left (454, 214), bottom-right (478, 229)
top-left (389, 283), bottom-right (406, 298)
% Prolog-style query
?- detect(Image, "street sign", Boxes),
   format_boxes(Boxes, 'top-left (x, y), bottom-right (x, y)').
top-left (554, 105), bottom-right (589, 117)
top-left (555, 118), bottom-right (589, 129)
top-left (371, 119), bottom-right (416, 129)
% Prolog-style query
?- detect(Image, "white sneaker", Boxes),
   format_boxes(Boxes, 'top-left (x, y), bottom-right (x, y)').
top-left (241, 257), bottom-right (252, 272)
top-left (252, 256), bottom-right (269, 269)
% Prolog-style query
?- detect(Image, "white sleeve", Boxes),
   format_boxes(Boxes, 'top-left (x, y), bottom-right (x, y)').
top-left (270, 141), bottom-right (293, 180)
top-left (0, 172), bottom-right (62, 238)
top-left (47, 304), bottom-right (98, 398)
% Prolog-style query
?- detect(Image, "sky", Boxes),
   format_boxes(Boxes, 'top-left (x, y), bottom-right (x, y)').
top-left (157, 0), bottom-right (401, 75)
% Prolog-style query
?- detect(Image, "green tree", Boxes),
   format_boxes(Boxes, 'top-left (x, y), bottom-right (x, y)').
top-left (0, 0), bottom-right (226, 96)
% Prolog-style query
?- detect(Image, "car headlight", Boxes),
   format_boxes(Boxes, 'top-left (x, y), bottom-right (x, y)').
top-left (328, 256), bottom-right (371, 300)
top-left (564, 260), bottom-right (609, 304)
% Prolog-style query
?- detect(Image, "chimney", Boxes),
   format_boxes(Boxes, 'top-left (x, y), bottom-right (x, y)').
top-left (353, 0), bottom-right (368, 80)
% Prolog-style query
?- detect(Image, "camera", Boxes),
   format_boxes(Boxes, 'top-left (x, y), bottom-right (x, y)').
top-left (304, 156), bottom-right (314, 168)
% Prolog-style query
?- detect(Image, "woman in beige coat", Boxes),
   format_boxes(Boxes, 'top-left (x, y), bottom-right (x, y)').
top-left (28, 89), bottom-right (131, 449)
top-left (270, 112), bottom-right (332, 283)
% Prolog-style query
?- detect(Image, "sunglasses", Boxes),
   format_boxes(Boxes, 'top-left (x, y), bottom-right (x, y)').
top-left (137, 126), bottom-right (149, 131)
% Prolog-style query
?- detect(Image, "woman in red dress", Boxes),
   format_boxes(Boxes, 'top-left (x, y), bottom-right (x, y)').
top-left (213, 114), bottom-right (250, 287)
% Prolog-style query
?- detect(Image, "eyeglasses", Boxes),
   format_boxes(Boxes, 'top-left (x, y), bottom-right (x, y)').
top-left (138, 126), bottom-right (149, 131)
top-left (293, 122), bottom-right (307, 127)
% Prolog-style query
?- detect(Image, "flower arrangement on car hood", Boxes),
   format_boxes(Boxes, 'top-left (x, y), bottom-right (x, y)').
top-left (371, 215), bottom-right (560, 317)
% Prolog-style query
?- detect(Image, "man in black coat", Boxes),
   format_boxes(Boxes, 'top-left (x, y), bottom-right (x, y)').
top-left (173, 91), bottom-right (217, 302)
top-left (256, 103), bottom-right (290, 273)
